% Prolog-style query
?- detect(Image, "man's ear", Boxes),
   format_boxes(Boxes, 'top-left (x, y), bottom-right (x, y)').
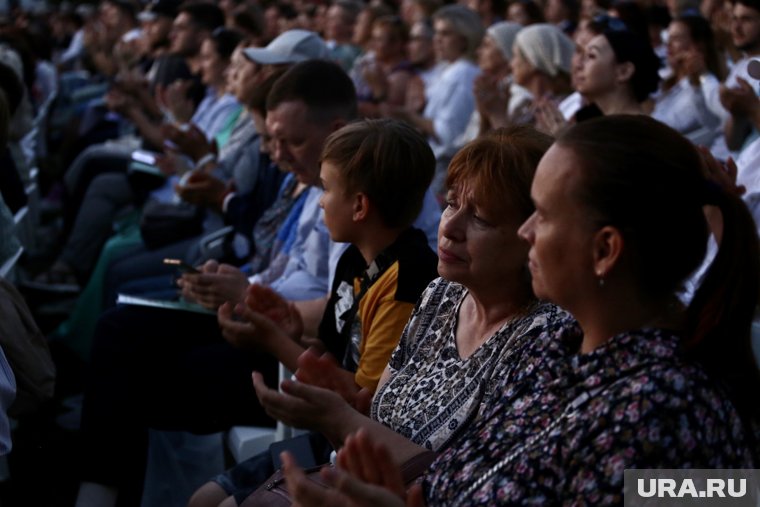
top-left (592, 225), bottom-right (624, 279)
top-left (353, 193), bottom-right (370, 222)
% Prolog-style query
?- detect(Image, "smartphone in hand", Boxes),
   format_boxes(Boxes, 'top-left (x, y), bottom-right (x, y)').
top-left (131, 150), bottom-right (158, 165)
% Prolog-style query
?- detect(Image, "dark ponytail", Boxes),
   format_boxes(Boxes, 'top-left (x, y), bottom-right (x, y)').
top-left (685, 188), bottom-right (760, 425)
top-left (559, 115), bottom-right (760, 427)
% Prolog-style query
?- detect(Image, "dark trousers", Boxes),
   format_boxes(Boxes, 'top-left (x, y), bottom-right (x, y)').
top-left (79, 305), bottom-right (278, 505)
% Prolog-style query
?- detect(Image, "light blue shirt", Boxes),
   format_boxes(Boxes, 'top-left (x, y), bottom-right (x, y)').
top-left (253, 187), bottom-right (331, 301)
top-left (153, 92), bottom-right (242, 203)
top-left (423, 59), bottom-right (481, 161)
top-left (192, 91), bottom-right (241, 142)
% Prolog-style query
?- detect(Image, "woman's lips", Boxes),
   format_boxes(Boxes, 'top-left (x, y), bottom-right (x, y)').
top-left (438, 247), bottom-right (464, 263)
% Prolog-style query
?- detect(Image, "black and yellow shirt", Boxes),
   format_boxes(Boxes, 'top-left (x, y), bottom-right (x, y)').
top-left (318, 227), bottom-right (438, 391)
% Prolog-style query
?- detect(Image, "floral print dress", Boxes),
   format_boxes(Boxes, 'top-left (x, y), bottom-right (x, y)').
top-left (424, 318), bottom-right (757, 506)
top-left (372, 277), bottom-right (563, 451)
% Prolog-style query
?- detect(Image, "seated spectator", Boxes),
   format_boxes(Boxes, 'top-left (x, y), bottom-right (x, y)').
top-left (580, 0), bottom-right (611, 20)
top-left (406, 19), bottom-right (441, 93)
top-left (284, 115), bottom-right (760, 505)
top-left (719, 0), bottom-right (760, 153)
top-left (48, 36), bottom-right (330, 356)
top-left (135, 0), bottom-right (178, 65)
top-left (79, 0), bottom-right (139, 79)
top-left (74, 60), bottom-right (358, 507)
top-left (577, 21), bottom-right (660, 114)
top-left (481, 23), bottom-right (574, 130)
top-left (227, 4), bottom-right (266, 46)
top-left (734, 57), bottom-right (760, 193)
top-left (507, 0), bottom-right (546, 26)
top-left (466, 0), bottom-right (508, 28)
top-left (58, 2), bottom-right (224, 206)
top-left (190, 118), bottom-right (440, 507)
top-left (400, 0), bottom-right (444, 26)
top-left (246, 126), bottom-right (562, 502)
top-left (653, 15), bottom-right (727, 149)
top-left (53, 7), bottom-right (89, 71)
top-left (538, 19), bottom-right (660, 134)
top-left (324, 0), bottom-right (363, 71)
top-left (545, 0), bottom-right (580, 35)
top-left (351, 3), bottom-right (394, 54)
top-left (32, 27), bottom-right (243, 289)
top-left (99, 64), bottom-right (289, 308)
top-left (389, 4), bottom-right (484, 200)
top-left (554, 17), bottom-right (598, 122)
top-left (466, 21), bottom-right (523, 141)
top-left (353, 16), bottom-right (419, 118)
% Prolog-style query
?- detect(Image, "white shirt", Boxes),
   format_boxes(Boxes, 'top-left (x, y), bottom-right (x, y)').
top-left (559, 91), bottom-right (583, 120)
top-left (726, 57), bottom-right (756, 87)
top-left (723, 57), bottom-right (760, 157)
top-left (423, 59), bottom-right (481, 161)
top-left (736, 135), bottom-right (760, 193)
top-left (652, 74), bottom-right (725, 148)
top-left (57, 29), bottom-right (85, 66)
top-left (418, 63), bottom-right (445, 94)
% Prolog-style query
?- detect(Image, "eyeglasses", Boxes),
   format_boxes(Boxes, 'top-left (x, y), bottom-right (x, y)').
top-left (592, 14), bottom-right (628, 32)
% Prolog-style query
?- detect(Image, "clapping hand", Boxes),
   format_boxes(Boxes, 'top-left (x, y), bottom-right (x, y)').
top-left (218, 283), bottom-right (304, 351)
top-left (163, 123), bottom-right (215, 161)
top-left (178, 260), bottom-right (248, 310)
top-left (174, 171), bottom-right (228, 209)
top-left (161, 79), bottom-right (195, 124)
top-left (282, 429), bottom-right (426, 507)
top-left (294, 348), bottom-right (364, 408)
top-left (252, 371), bottom-right (351, 431)
top-left (719, 77), bottom-right (760, 117)
top-left (534, 98), bottom-right (568, 136)
top-left (697, 146), bottom-right (745, 197)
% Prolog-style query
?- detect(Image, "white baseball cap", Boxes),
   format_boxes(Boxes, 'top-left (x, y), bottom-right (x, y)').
top-left (243, 30), bottom-right (329, 65)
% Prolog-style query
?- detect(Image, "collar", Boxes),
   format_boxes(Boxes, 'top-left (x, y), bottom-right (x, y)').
top-left (554, 320), bottom-right (682, 391)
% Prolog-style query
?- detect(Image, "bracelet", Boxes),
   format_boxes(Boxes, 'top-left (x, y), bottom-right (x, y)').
top-left (195, 153), bottom-right (217, 169)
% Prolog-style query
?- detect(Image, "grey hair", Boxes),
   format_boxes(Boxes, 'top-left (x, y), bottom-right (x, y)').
top-left (433, 5), bottom-right (485, 60)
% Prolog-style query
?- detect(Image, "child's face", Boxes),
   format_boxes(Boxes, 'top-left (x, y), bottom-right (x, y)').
top-left (319, 160), bottom-right (359, 243)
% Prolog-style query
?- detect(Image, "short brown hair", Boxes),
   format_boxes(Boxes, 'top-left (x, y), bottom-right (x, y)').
top-left (446, 126), bottom-right (553, 224)
top-left (321, 119), bottom-right (435, 229)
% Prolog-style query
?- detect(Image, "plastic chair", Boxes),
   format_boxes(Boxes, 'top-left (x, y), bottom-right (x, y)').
top-left (227, 363), bottom-right (294, 463)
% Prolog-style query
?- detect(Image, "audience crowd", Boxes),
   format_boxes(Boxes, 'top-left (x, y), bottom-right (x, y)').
top-left (1, 0), bottom-right (760, 505)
